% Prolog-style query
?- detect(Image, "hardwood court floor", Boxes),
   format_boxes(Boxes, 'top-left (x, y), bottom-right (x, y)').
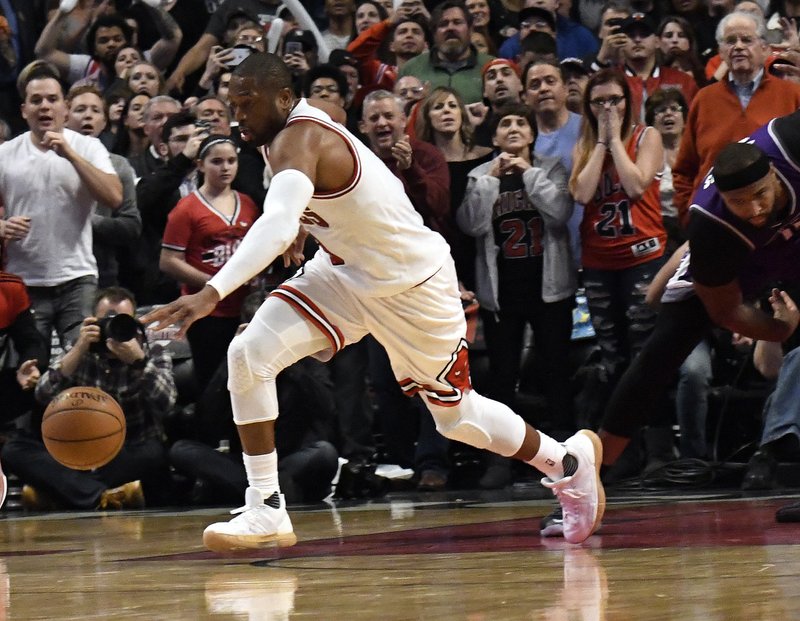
top-left (1, 487), bottom-right (800, 620)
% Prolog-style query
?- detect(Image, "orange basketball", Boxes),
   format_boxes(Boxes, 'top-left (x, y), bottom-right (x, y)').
top-left (42, 387), bottom-right (126, 470)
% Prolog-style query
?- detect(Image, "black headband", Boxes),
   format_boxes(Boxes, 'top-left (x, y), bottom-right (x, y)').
top-left (715, 151), bottom-right (771, 192)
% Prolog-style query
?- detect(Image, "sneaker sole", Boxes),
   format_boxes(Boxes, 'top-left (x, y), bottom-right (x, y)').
top-left (0, 475), bottom-right (6, 510)
top-left (578, 429), bottom-right (605, 541)
top-left (203, 529), bottom-right (298, 553)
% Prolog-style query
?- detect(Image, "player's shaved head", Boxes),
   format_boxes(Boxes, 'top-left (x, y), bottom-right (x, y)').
top-left (233, 52), bottom-right (293, 92)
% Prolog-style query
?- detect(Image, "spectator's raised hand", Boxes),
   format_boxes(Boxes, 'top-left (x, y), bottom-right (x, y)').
top-left (779, 17), bottom-right (800, 50)
top-left (283, 51), bottom-right (309, 74)
top-left (465, 101), bottom-right (488, 126)
top-left (41, 130), bottom-right (77, 161)
top-left (182, 125), bottom-right (210, 160)
top-left (202, 46), bottom-right (234, 83)
top-left (394, 0), bottom-right (430, 23)
top-left (391, 134), bottom-right (413, 170)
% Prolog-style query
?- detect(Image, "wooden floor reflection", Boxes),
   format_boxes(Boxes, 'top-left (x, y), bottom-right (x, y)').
top-left (1, 490), bottom-right (800, 620)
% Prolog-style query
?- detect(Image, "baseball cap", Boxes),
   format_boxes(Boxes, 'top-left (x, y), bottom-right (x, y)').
top-left (518, 6), bottom-right (557, 32)
top-left (560, 57), bottom-right (590, 76)
top-left (329, 49), bottom-right (359, 69)
top-left (621, 12), bottom-right (657, 36)
top-left (284, 29), bottom-right (317, 52)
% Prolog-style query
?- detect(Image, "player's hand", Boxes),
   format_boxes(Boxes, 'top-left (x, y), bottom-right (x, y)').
top-left (106, 337), bottom-right (146, 365)
top-left (769, 288), bottom-right (800, 340)
top-left (392, 134), bottom-right (413, 170)
top-left (140, 286), bottom-right (220, 339)
top-left (16, 359), bottom-right (40, 390)
top-left (282, 226), bottom-right (309, 267)
top-left (1, 216), bottom-right (31, 240)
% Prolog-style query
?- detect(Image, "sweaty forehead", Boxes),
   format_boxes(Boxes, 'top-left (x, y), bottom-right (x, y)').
top-left (229, 74), bottom-right (261, 97)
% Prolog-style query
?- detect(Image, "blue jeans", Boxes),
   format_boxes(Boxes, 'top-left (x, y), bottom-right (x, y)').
top-left (27, 275), bottom-right (97, 356)
top-left (676, 339), bottom-right (713, 459)
top-left (760, 347), bottom-right (800, 448)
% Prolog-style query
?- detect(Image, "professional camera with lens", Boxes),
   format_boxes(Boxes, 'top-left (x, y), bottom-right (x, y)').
top-left (90, 313), bottom-right (144, 354)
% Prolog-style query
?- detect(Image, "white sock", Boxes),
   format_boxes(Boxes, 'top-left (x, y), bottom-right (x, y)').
top-left (527, 431), bottom-right (567, 481)
top-left (242, 451), bottom-right (280, 497)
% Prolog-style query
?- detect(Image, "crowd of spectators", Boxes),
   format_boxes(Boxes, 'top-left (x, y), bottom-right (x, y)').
top-left (2, 0), bottom-right (800, 509)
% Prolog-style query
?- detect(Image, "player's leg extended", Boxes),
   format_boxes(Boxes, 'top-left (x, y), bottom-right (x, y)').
top-left (203, 296), bottom-right (331, 552)
top-left (598, 296), bottom-right (711, 467)
top-left (424, 388), bottom-right (604, 544)
top-left (369, 258), bottom-right (603, 543)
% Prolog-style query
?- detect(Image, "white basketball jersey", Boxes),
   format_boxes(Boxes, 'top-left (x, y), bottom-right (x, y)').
top-left (285, 99), bottom-right (450, 297)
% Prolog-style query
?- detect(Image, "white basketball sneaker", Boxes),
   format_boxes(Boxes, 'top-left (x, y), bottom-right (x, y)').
top-left (203, 487), bottom-right (297, 552)
top-left (540, 430), bottom-right (605, 544)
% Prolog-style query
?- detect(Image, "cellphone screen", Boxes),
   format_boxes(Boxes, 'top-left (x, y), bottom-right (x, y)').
top-left (285, 41), bottom-right (303, 55)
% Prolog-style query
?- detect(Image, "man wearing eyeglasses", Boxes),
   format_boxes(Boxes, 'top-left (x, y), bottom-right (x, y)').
top-left (672, 10), bottom-right (800, 227)
top-left (304, 66), bottom-right (348, 108)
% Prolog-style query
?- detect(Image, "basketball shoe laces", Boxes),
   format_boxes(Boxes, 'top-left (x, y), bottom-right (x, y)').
top-left (228, 488), bottom-right (282, 528)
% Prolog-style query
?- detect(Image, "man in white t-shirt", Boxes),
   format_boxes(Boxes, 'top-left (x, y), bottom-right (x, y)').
top-left (0, 62), bottom-right (122, 356)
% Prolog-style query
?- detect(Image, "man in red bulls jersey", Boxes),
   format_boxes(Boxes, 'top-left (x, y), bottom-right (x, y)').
top-left (586, 114), bottom-right (800, 511)
top-left (143, 52), bottom-right (605, 551)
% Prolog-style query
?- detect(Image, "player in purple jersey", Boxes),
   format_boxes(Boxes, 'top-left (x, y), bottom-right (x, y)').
top-left (542, 118), bottom-right (800, 536)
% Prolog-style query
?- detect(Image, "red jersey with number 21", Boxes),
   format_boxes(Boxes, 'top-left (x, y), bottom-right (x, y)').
top-left (580, 124), bottom-right (666, 270)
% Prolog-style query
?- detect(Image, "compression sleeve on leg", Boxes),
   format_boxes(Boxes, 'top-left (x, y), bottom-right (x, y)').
top-left (207, 169), bottom-right (314, 300)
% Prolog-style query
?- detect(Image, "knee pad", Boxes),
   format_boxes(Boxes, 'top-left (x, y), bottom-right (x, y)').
top-left (227, 334), bottom-right (255, 395)
top-left (430, 394), bottom-right (492, 449)
top-left (429, 391), bottom-right (526, 456)
top-left (437, 416), bottom-right (492, 449)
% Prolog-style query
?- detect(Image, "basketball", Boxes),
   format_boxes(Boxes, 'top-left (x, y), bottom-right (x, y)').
top-left (41, 387), bottom-right (126, 470)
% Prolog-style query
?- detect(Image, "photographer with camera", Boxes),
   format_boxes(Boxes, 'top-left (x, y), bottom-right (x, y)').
top-left (1, 287), bottom-right (176, 511)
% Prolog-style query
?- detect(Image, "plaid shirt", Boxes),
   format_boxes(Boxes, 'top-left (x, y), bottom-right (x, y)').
top-left (35, 343), bottom-right (177, 443)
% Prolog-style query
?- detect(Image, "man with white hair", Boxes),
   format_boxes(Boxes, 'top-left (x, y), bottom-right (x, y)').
top-left (672, 11), bottom-right (800, 225)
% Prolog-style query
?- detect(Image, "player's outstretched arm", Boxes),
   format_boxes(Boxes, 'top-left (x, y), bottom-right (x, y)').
top-left (202, 124), bottom-right (322, 300)
top-left (695, 281), bottom-right (799, 342)
top-left (140, 287), bottom-right (220, 339)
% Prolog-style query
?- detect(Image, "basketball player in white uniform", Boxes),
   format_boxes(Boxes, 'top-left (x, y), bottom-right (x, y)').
top-left (143, 53), bottom-right (605, 549)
